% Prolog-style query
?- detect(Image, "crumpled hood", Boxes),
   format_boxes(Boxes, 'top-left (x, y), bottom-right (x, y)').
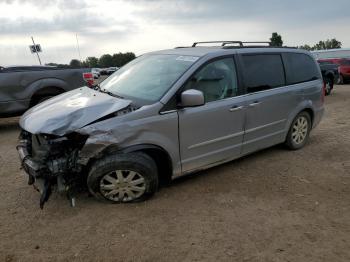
top-left (20, 86), bottom-right (131, 136)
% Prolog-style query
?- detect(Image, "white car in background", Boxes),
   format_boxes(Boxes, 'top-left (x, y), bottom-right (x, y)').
top-left (91, 68), bottom-right (101, 79)
top-left (107, 67), bottom-right (119, 75)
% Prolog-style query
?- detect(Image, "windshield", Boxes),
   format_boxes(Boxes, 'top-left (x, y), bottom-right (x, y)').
top-left (100, 54), bottom-right (199, 103)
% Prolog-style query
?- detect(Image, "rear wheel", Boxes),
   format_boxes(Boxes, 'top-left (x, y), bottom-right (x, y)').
top-left (285, 112), bottom-right (311, 150)
top-left (87, 153), bottom-right (158, 203)
top-left (325, 77), bottom-right (333, 96)
top-left (337, 74), bottom-right (344, 85)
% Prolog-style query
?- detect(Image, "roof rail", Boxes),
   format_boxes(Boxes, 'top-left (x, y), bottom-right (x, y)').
top-left (191, 41), bottom-right (272, 47)
top-left (192, 41), bottom-right (243, 47)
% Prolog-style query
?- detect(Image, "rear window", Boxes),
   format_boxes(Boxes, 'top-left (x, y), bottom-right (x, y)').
top-left (318, 61), bottom-right (331, 65)
top-left (319, 60), bottom-right (334, 64)
top-left (242, 54), bottom-right (285, 93)
top-left (284, 53), bottom-right (320, 85)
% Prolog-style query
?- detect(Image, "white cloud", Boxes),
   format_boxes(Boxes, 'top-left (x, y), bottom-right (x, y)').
top-left (0, 0), bottom-right (350, 65)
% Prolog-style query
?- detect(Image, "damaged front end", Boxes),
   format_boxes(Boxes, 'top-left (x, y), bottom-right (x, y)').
top-left (17, 130), bottom-right (88, 208)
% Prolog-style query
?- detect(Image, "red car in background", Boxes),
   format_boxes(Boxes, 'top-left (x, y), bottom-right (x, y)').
top-left (318, 58), bottom-right (350, 84)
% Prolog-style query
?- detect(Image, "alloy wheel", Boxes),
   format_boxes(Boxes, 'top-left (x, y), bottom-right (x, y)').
top-left (100, 170), bottom-right (146, 202)
top-left (292, 116), bottom-right (309, 145)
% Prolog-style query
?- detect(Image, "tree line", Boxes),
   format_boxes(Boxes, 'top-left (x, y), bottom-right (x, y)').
top-left (46, 34), bottom-right (343, 69)
top-left (47, 52), bottom-right (136, 68)
top-left (269, 32), bottom-right (342, 50)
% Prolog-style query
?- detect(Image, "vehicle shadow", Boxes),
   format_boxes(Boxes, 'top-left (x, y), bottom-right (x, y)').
top-left (0, 117), bottom-right (20, 134)
top-left (166, 144), bottom-right (287, 188)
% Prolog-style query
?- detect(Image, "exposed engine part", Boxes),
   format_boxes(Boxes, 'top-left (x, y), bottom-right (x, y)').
top-left (17, 130), bottom-right (88, 208)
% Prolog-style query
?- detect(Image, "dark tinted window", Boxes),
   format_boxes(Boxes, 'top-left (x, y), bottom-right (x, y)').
top-left (284, 53), bottom-right (320, 85)
top-left (318, 61), bottom-right (331, 65)
top-left (319, 60), bottom-right (334, 64)
top-left (242, 54), bottom-right (285, 93)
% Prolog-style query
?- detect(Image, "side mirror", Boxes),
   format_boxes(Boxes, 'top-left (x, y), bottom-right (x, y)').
top-left (180, 89), bottom-right (204, 107)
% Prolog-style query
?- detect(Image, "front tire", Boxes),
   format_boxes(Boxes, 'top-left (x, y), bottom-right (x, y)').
top-left (285, 112), bottom-right (311, 150)
top-left (87, 153), bottom-right (158, 203)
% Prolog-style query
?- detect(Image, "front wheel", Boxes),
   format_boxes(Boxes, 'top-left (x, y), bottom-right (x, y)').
top-left (87, 153), bottom-right (158, 203)
top-left (285, 112), bottom-right (312, 150)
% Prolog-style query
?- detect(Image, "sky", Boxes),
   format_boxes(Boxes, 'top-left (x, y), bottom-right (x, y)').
top-left (0, 0), bottom-right (350, 66)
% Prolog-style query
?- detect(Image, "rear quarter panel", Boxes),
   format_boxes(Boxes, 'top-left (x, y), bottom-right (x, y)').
top-left (285, 79), bottom-right (324, 131)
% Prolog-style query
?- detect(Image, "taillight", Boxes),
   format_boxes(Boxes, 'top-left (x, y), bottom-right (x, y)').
top-left (322, 80), bottom-right (325, 103)
top-left (83, 72), bottom-right (94, 87)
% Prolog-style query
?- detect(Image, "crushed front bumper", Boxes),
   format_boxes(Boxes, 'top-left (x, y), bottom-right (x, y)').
top-left (16, 131), bottom-right (86, 208)
top-left (17, 139), bottom-right (56, 209)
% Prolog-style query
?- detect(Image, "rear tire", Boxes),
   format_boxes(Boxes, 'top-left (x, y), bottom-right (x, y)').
top-left (285, 112), bottom-right (311, 150)
top-left (337, 74), bottom-right (344, 85)
top-left (325, 77), bottom-right (333, 96)
top-left (87, 152), bottom-right (158, 203)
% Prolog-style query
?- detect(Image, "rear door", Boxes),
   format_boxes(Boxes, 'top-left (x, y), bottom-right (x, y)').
top-left (178, 57), bottom-right (246, 172)
top-left (239, 53), bottom-right (295, 155)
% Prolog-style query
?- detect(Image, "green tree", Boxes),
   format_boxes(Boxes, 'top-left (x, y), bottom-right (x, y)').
top-left (270, 32), bottom-right (283, 47)
top-left (85, 56), bottom-right (99, 68)
top-left (99, 54), bottom-right (113, 67)
top-left (298, 44), bottom-right (313, 51)
top-left (112, 52), bottom-right (136, 67)
top-left (313, 38), bottom-right (342, 50)
top-left (69, 59), bottom-right (81, 68)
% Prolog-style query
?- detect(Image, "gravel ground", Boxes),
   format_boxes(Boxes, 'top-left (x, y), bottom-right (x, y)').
top-left (0, 85), bottom-right (349, 262)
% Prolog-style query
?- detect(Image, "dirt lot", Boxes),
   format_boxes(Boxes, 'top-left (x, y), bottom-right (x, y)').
top-left (1, 86), bottom-right (350, 262)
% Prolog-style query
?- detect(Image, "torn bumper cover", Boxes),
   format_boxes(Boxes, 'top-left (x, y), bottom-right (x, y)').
top-left (16, 130), bottom-right (87, 208)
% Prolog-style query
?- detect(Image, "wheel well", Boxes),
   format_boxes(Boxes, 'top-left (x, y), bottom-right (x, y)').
top-left (303, 108), bottom-right (314, 126)
top-left (92, 144), bottom-right (173, 185)
top-left (134, 148), bottom-right (173, 185)
top-left (30, 86), bottom-right (65, 106)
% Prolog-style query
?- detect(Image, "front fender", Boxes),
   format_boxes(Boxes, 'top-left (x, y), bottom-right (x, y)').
top-left (76, 110), bottom-right (181, 176)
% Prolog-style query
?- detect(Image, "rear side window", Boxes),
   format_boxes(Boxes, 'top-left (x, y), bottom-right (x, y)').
top-left (242, 54), bottom-right (285, 93)
top-left (284, 53), bottom-right (320, 85)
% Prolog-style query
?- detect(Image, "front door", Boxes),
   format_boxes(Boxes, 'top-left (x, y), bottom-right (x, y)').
top-left (178, 57), bottom-right (245, 173)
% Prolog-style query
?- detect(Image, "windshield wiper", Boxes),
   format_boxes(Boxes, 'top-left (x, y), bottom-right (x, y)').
top-left (94, 84), bottom-right (124, 99)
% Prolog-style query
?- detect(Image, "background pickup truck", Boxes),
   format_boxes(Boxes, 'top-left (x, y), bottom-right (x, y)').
top-left (0, 66), bottom-right (90, 117)
top-left (317, 61), bottom-right (339, 95)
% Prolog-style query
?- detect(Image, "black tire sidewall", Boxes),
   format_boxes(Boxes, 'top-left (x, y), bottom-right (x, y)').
top-left (87, 153), bottom-right (158, 203)
top-left (338, 74), bottom-right (344, 85)
top-left (325, 78), bottom-right (332, 96)
top-left (286, 112), bottom-right (311, 150)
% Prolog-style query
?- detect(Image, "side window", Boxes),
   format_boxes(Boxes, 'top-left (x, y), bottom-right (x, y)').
top-left (184, 58), bottom-right (238, 103)
top-left (284, 53), bottom-right (320, 85)
top-left (242, 54), bottom-right (285, 93)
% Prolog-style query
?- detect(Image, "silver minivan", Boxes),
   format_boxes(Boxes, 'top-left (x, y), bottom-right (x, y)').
top-left (17, 41), bottom-right (325, 207)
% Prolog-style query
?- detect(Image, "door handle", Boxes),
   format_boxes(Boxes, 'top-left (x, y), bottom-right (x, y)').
top-left (229, 105), bottom-right (244, 112)
top-left (248, 101), bottom-right (261, 107)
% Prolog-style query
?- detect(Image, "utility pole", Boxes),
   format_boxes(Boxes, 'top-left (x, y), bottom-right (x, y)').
top-left (76, 33), bottom-right (82, 63)
top-left (31, 36), bottom-right (42, 65)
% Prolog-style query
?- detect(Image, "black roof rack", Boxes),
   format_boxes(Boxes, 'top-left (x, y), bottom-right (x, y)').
top-left (175, 41), bottom-right (297, 49)
top-left (191, 41), bottom-right (272, 47)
